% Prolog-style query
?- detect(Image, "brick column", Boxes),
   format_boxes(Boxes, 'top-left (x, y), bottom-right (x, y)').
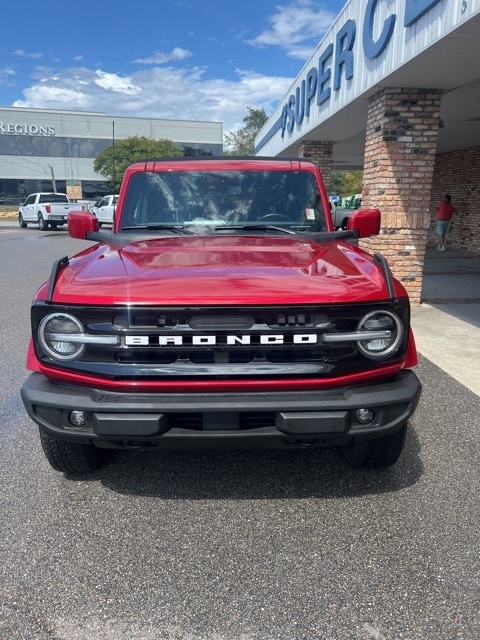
top-left (361, 88), bottom-right (442, 304)
top-left (298, 141), bottom-right (333, 195)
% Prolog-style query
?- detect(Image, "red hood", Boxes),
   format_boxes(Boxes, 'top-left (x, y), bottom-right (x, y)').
top-left (47, 235), bottom-right (395, 305)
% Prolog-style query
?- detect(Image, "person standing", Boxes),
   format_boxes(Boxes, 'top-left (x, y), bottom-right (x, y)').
top-left (435, 194), bottom-right (456, 251)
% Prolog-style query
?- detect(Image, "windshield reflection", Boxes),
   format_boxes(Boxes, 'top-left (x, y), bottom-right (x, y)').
top-left (120, 170), bottom-right (327, 233)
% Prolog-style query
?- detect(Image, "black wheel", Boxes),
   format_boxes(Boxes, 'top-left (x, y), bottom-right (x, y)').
top-left (38, 213), bottom-right (49, 231)
top-left (340, 423), bottom-right (407, 469)
top-left (18, 212), bottom-right (27, 228)
top-left (50, 222), bottom-right (58, 230)
top-left (39, 427), bottom-right (108, 474)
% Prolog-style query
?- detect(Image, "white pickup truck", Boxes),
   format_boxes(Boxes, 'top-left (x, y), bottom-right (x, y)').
top-left (18, 193), bottom-right (80, 230)
top-left (91, 194), bottom-right (118, 226)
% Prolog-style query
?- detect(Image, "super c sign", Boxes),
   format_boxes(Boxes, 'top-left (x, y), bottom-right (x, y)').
top-left (256, 0), bottom-right (442, 150)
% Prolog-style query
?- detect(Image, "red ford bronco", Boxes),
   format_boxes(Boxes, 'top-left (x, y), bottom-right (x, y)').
top-left (21, 157), bottom-right (421, 474)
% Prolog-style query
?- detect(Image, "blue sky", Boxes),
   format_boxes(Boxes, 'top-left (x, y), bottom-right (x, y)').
top-left (0, 0), bottom-right (345, 137)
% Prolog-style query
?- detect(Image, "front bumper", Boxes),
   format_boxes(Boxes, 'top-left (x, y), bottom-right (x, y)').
top-left (21, 371), bottom-right (421, 450)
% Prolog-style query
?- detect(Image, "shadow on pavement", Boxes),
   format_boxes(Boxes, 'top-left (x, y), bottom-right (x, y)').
top-left (65, 425), bottom-right (424, 500)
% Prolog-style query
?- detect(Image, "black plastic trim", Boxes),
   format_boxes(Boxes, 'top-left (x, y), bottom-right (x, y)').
top-left (21, 370), bottom-right (422, 450)
top-left (46, 256), bottom-right (69, 304)
top-left (374, 253), bottom-right (395, 299)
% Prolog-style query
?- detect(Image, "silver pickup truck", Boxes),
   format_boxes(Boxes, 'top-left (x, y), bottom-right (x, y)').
top-left (330, 201), bottom-right (356, 229)
top-left (18, 193), bottom-right (80, 230)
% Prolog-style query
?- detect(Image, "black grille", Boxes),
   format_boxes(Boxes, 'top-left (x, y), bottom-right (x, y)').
top-left (168, 412), bottom-right (276, 430)
top-left (32, 301), bottom-right (409, 380)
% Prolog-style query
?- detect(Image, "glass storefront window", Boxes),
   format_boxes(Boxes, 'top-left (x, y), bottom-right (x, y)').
top-left (0, 135), bottom-right (115, 159)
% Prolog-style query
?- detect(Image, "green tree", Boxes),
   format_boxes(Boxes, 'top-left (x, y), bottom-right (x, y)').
top-left (181, 145), bottom-right (213, 157)
top-left (224, 107), bottom-right (268, 155)
top-left (331, 170), bottom-right (363, 199)
top-left (94, 136), bottom-right (182, 192)
top-left (331, 171), bottom-right (346, 197)
top-left (343, 170), bottom-right (363, 196)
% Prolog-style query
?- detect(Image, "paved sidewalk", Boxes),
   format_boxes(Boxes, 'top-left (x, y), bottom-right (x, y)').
top-left (411, 247), bottom-right (480, 396)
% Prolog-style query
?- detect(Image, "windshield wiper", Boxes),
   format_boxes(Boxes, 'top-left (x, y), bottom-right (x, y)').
top-left (214, 224), bottom-right (296, 235)
top-left (121, 224), bottom-right (195, 235)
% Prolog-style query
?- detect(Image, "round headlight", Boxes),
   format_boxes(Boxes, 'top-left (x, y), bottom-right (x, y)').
top-left (38, 313), bottom-right (85, 361)
top-left (357, 310), bottom-right (403, 359)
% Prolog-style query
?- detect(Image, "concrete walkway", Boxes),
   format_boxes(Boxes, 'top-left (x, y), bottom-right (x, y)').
top-left (411, 247), bottom-right (480, 396)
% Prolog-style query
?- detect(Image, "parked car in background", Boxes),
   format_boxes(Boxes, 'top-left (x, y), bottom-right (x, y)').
top-left (18, 193), bottom-right (80, 230)
top-left (91, 195), bottom-right (118, 226)
top-left (330, 200), bottom-right (355, 230)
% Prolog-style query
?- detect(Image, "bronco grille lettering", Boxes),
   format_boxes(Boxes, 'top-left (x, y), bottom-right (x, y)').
top-left (124, 333), bottom-right (319, 347)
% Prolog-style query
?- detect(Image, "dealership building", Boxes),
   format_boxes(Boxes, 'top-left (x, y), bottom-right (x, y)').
top-left (256, 0), bottom-right (480, 303)
top-left (0, 106), bottom-right (223, 202)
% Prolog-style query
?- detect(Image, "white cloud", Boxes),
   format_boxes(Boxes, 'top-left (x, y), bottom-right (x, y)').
top-left (133, 47), bottom-right (192, 65)
top-left (12, 64), bottom-right (292, 134)
top-left (12, 49), bottom-right (43, 59)
top-left (247, 0), bottom-right (336, 59)
top-left (0, 67), bottom-right (16, 85)
top-left (93, 70), bottom-right (141, 94)
top-left (20, 85), bottom-right (92, 109)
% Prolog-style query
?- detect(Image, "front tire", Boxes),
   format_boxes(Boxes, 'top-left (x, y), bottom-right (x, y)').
top-left (39, 427), bottom-right (108, 474)
top-left (18, 212), bottom-right (27, 228)
top-left (38, 213), bottom-right (49, 231)
top-left (340, 423), bottom-right (407, 469)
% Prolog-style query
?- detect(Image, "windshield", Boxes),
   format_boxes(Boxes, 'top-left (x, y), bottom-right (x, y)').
top-left (120, 170), bottom-right (327, 233)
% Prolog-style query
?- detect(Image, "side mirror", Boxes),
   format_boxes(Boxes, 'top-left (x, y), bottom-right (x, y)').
top-left (347, 208), bottom-right (381, 238)
top-left (68, 210), bottom-right (99, 239)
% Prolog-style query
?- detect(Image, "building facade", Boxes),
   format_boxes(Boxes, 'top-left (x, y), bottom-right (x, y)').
top-left (255, 0), bottom-right (480, 303)
top-left (0, 106), bottom-right (223, 202)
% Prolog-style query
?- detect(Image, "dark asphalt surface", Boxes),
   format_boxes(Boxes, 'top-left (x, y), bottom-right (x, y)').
top-left (1, 223), bottom-right (479, 640)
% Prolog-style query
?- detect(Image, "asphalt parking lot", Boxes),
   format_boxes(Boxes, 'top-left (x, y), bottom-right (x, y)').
top-left (0, 222), bottom-right (478, 639)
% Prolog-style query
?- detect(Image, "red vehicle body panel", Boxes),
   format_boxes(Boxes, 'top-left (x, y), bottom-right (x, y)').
top-left (34, 236), bottom-right (404, 306)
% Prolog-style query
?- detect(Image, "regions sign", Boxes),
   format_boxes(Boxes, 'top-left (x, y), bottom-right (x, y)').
top-left (0, 122), bottom-right (55, 136)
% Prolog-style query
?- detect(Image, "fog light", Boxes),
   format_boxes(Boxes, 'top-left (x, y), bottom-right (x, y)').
top-left (69, 410), bottom-right (87, 427)
top-left (355, 408), bottom-right (375, 425)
